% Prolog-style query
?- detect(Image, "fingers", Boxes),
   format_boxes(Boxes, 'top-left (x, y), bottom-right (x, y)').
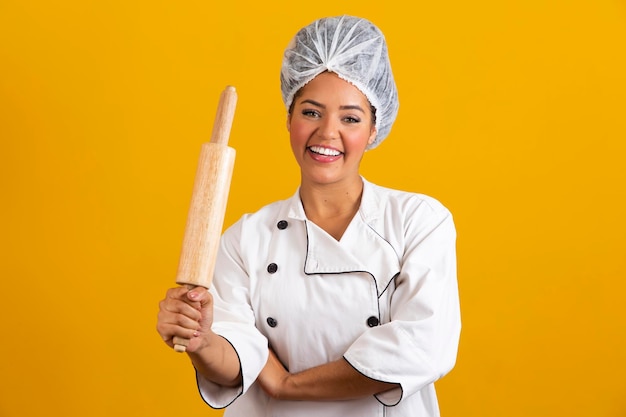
top-left (185, 286), bottom-right (212, 307)
top-left (161, 289), bottom-right (202, 320)
top-left (156, 286), bottom-right (212, 348)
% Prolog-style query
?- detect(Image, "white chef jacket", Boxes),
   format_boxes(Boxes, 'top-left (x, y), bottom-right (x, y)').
top-left (196, 178), bottom-right (461, 417)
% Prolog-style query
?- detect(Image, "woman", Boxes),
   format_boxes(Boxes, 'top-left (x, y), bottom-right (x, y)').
top-left (157, 15), bottom-right (461, 416)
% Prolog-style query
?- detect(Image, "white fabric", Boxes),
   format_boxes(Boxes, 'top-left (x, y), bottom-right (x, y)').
top-left (280, 15), bottom-right (399, 149)
top-left (196, 178), bottom-right (461, 417)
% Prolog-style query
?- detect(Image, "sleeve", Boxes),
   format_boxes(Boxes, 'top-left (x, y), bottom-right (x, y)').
top-left (343, 204), bottom-right (461, 406)
top-left (195, 218), bottom-right (269, 409)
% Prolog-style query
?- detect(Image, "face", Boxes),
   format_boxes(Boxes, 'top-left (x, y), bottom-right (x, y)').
top-left (287, 71), bottom-right (377, 187)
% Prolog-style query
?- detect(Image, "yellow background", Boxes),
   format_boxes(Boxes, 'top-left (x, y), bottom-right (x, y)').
top-left (1, 0), bottom-right (625, 416)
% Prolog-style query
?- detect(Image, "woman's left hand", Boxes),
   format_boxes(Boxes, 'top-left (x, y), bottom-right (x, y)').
top-left (257, 349), bottom-right (290, 399)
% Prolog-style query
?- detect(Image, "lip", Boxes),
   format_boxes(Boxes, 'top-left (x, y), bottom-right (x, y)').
top-left (307, 145), bottom-right (344, 163)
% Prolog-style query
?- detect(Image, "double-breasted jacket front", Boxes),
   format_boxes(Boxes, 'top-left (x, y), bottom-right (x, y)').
top-left (197, 178), bottom-right (461, 417)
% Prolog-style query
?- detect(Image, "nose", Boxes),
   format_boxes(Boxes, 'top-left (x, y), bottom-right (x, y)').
top-left (317, 117), bottom-right (340, 140)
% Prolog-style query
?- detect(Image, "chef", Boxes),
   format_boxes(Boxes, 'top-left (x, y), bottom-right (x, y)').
top-left (157, 15), bottom-right (461, 417)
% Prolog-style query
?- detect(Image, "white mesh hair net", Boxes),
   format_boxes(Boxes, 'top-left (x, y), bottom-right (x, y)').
top-left (280, 15), bottom-right (399, 149)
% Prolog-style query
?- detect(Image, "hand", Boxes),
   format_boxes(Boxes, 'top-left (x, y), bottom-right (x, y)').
top-left (156, 286), bottom-right (214, 353)
top-left (257, 349), bottom-right (290, 399)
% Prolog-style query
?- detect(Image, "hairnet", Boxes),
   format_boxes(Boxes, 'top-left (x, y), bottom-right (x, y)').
top-left (280, 15), bottom-right (399, 149)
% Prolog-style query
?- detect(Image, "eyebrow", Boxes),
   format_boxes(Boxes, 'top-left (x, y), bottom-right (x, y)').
top-left (299, 99), bottom-right (366, 113)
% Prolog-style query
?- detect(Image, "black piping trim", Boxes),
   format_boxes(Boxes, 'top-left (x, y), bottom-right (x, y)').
top-left (194, 335), bottom-right (244, 410)
top-left (302, 219), bottom-right (400, 299)
top-left (342, 355), bottom-right (404, 407)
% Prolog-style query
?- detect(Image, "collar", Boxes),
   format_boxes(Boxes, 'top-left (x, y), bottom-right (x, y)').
top-left (283, 178), bottom-right (399, 295)
top-left (285, 177), bottom-right (380, 224)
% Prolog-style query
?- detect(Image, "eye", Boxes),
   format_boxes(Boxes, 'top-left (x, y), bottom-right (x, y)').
top-left (302, 109), bottom-right (321, 118)
top-left (343, 115), bottom-right (361, 124)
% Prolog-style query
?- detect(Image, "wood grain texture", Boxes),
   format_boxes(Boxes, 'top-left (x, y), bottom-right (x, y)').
top-left (173, 86), bottom-right (237, 353)
top-left (175, 142), bottom-right (235, 287)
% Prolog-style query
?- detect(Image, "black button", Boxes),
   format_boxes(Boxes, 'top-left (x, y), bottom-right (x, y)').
top-left (267, 263), bottom-right (278, 273)
top-left (367, 316), bottom-right (379, 327)
top-left (277, 220), bottom-right (288, 230)
top-left (267, 317), bottom-right (278, 327)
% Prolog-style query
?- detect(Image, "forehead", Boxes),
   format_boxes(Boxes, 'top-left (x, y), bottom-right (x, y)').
top-left (297, 72), bottom-right (370, 106)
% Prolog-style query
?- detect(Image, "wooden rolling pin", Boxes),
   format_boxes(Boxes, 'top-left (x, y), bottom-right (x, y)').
top-left (173, 86), bottom-right (237, 353)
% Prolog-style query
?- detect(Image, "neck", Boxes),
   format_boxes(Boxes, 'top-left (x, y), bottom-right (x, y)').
top-left (298, 177), bottom-right (364, 240)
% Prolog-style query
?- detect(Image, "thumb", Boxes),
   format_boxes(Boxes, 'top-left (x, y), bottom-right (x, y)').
top-left (187, 286), bottom-right (211, 305)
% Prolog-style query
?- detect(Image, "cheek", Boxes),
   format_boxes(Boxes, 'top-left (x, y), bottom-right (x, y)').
top-left (288, 126), bottom-right (306, 160)
top-left (344, 130), bottom-right (372, 153)
top-left (288, 121), bottom-right (310, 147)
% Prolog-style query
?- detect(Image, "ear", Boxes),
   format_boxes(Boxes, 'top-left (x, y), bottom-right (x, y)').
top-left (367, 126), bottom-right (378, 146)
top-left (286, 114), bottom-right (291, 132)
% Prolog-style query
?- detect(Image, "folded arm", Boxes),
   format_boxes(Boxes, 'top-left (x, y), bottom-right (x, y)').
top-left (257, 349), bottom-right (399, 401)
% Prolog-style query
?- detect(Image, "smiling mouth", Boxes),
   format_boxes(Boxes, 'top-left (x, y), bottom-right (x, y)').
top-left (308, 145), bottom-right (343, 156)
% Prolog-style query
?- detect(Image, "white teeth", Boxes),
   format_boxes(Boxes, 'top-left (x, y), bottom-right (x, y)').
top-left (309, 146), bottom-right (341, 156)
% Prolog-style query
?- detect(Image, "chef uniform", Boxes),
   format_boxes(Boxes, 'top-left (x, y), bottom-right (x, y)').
top-left (196, 178), bottom-right (461, 417)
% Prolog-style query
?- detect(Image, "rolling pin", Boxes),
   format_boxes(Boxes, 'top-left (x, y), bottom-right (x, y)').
top-left (173, 86), bottom-right (237, 353)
